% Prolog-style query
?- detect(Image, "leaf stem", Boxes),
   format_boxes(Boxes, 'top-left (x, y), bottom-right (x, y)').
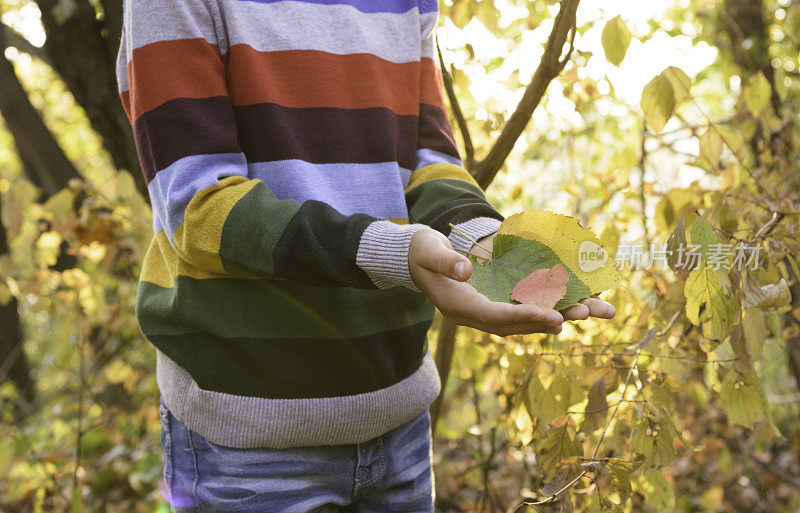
top-left (453, 247), bottom-right (489, 260)
top-left (448, 223), bottom-right (492, 254)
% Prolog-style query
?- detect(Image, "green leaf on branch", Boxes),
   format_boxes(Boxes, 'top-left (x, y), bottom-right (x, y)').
top-left (641, 72), bottom-right (676, 132)
top-left (742, 72), bottom-right (772, 117)
top-left (587, 495), bottom-right (621, 513)
top-left (655, 188), bottom-right (697, 236)
top-left (601, 16), bottom-right (632, 66)
top-left (607, 455), bottom-right (645, 497)
top-left (720, 371), bottom-right (766, 429)
top-left (536, 423), bottom-right (582, 476)
top-left (683, 217), bottom-right (737, 341)
top-left (637, 469), bottom-right (676, 511)
top-left (662, 66), bottom-right (692, 105)
top-left (699, 127), bottom-right (723, 170)
top-left (632, 417), bottom-right (678, 468)
top-left (526, 367), bottom-right (583, 426)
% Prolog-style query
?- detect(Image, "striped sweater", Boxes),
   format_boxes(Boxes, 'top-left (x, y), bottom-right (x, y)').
top-left (115, 0), bottom-right (504, 448)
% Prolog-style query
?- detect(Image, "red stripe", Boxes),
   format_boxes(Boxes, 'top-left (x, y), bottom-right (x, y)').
top-left (420, 57), bottom-right (447, 112)
top-left (122, 40), bottom-right (448, 123)
top-left (125, 38), bottom-right (228, 123)
top-left (226, 46), bottom-right (422, 115)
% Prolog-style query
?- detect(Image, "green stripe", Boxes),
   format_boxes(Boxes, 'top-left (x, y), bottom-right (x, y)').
top-left (405, 178), bottom-right (487, 222)
top-left (137, 275), bottom-right (435, 339)
top-left (219, 181), bottom-right (300, 277)
top-left (148, 321), bottom-right (432, 398)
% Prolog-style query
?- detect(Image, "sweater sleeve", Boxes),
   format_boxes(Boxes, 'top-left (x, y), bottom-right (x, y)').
top-left (405, 5), bottom-right (504, 256)
top-left (116, 0), bottom-right (429, 290)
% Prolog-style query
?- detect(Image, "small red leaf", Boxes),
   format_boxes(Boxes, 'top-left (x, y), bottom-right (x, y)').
top-left (510, 264), bottom-right (569, 309)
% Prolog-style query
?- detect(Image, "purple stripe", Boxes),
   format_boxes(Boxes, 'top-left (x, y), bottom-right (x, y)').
top-left (414, 148), bottom-right (463, 170)
top-left (235, 0), bottom-right (435, 14)
top-left (148, 153), bottom-right (249, 244)
top-left (250, 160), bottom-right (410, 218)
top-left (148, 154), bottom-right (410, 241)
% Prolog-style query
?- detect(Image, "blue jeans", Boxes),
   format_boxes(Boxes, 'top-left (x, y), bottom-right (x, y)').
top-left (158, 397), bottom-right (435, 512)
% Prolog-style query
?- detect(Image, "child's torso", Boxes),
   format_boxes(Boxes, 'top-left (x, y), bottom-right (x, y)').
top-left (214, 0), bottom-right (440, 220)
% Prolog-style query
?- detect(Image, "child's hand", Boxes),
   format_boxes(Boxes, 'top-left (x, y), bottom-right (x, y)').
top-left (409, 228), bottom-right (564, 336)
top-left (468, 231), bottom-right (616, 321)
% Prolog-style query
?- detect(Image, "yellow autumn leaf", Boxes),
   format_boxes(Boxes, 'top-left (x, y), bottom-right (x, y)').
top-left (496, 210), bottom-right (620, 294)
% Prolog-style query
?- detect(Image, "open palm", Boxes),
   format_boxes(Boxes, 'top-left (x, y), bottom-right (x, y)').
top-left (469, 232), bottom-right (616, 322)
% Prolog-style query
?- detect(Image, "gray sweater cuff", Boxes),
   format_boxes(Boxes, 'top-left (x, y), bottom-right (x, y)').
top-left (448, 217), bottom-right (503, 255)
top-left (356, 220), bottom-right (429, 291)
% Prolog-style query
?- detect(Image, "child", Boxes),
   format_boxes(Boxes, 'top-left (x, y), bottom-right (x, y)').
top-left (115, 0), bottom-right (614, 511)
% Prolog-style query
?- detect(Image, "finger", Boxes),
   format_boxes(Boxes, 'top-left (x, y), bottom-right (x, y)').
top-left (417, 239), bottom-right (472, 281)
top-left (581, 298), bottom-right (616, 319)
top-left (562, 303), bottom-right (590, 321)
top-left (428, 277), bottom-right (563, 327)
top-left (477, 301), bottom-right (564, 326)
top-left (494, 321), bottom-right (563, 336)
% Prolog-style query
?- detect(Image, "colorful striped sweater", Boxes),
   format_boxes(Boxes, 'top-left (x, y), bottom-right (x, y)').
top-left (115, 0), bottom-right (504, 448)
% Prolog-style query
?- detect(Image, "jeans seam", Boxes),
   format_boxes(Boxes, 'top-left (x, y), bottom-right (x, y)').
top-left (187, 429), bottom-right (204, 513)
top-left (355, 437), bottom-right (386, 490)
top-left (160, 404), bottom-right (174, 502)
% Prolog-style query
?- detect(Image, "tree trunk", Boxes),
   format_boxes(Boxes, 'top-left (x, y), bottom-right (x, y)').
top-left (33, 0), bottom-right (148, 200)
top-left (0, 24), bottom-right (81, 195)
top-left (0, 192), bottom-right (34, 407)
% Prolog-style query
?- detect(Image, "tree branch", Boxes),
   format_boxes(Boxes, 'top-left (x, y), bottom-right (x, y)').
top-left (431, 0), bottom-right (581, 436)
top-left (473, 0), bottom-right (579, 189)
top-left (437, 40), bottom-right (475, 170)
top-left (429, 316), bottom-right (459, 433)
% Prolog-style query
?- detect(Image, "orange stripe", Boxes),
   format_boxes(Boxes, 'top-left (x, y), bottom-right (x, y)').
top-left (125, 38), bottom-right (228, 123)
top-left (420, 57), bottom-right (447, 112)
top-left (226, 46), bottom-right (422, 115)
top-left (120, 90), bottom-right (132, 123)
top-left (123, 40), bottom-right (445, 123)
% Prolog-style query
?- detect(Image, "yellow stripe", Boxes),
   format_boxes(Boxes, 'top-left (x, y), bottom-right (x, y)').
top-left (139, 176), bottom-right (411, 288)
top-left (171, 175), bottom-right (257, 275)
top-left (139, 231), bottom-right (233, 288)
top-left (404, 163), bottom-right (479, 193)
top-left (141, 175), bottom-right (259, 288)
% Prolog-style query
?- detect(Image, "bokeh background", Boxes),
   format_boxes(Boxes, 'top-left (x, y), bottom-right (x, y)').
top-left (0, 0), bottom-right (799, 511)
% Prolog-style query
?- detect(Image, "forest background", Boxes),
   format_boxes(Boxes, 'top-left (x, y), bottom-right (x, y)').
top-left (0, 0), bottom-right (799, 511)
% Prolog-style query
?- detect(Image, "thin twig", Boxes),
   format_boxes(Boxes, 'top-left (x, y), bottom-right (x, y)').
top-left (515, 311), bottom-right (686, 508)
top-left (449, 222), bottom-right (492, 254)
top-left (72, 328), bottom-right (85, 508)
top-left (437, 40), bottom-right (474, 169)
top-left (473, 0), bottom-right (580, 189)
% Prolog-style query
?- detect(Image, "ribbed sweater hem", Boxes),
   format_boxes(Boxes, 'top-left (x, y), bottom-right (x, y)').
top-left (156, 348), bottom-right (441, 449)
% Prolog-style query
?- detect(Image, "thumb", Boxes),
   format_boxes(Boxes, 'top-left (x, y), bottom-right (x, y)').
top-left (418, 240), bottom-right (472, 281)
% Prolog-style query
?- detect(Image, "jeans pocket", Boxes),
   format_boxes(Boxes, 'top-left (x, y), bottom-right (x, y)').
top-left (159, 400), bottom-right (174, 498)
